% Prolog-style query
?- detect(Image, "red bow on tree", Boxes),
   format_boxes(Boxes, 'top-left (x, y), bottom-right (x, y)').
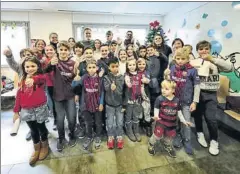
top-left (149, 20), bottom-right (160, 29)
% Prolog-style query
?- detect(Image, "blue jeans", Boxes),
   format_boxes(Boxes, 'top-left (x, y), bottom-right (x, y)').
top-left (181, 105), bottom-right (192, 141)
top-left (106, 105), bottom-right (124, 137)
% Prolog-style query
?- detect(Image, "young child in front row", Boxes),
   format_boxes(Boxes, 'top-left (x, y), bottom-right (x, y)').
top-left (124, 58), bottom-right (143, 142)
top-left (103, 58), bottom-right (125, 149)
top-left (148, 80), bottom-right (192, 158)
top-left (166, 47), bottom-right (200, 155)
top-left (73, 59), bottom-right (104, 150)
top-left (13, 56), bottom-right (49, 165)
top-left (45, 41), bottom-right (77, 152)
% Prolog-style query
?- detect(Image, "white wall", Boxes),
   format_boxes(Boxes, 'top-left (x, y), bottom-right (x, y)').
top-left (163, 2), bottom-right (240, 94)
top-left (163, 2), bottom-right (240, 57)
top-left (1, 11), bottom-right (163, 42)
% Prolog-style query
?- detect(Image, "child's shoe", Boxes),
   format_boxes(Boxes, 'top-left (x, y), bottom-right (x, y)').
top-left (117, 137), bottom-right (124, 149)
top-left (148, 142), bottom-right (156, 156)
top-left (183, 139), bottom-right (194, 155)
top-left (107, 137), bottom-right (115, 149)
top-left (83, 137), bottom-right (93, 150)
top-left (197, 132), bottom-right (208, 148)
top-left (39, 140), bottom-right (49, 160)
top-left (94, 137), bottom-right (101, 149)
top-left (164, 143), bottom-right (176, 158)
top-left (29, 142), bottom-right (40, 165)
top-left (209, 140), bottom-right (219, 156)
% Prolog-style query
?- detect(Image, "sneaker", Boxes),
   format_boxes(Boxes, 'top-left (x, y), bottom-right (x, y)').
top-left (173, 133), bottom-right (183, 149)
top-left (209, 140), bottom-right (219, 156)
top-left (57, 138), bottom-right (65, 152)
top-left (183, 140), bottom-right (194, 155)
top-left (197, 132), bottom-right (208, 148)
top-left (148, 142), bottom-right (156, 156)
top-left (26, 131), bottom-right (32, 141)
top-left (83, 137), bottom-right (93, 150)
top-left (164, 144), bottom-right (176, 158)
top-left (117, 138), bottom-right (124, 149)
top-left (69, 137), bottom-right (77, 147)
top-left (107, 138), bottom-right (115, 149)
top-left (94, 137), bottom-right (101, 149)
top-left (75, 126), bottom-right (85, 139)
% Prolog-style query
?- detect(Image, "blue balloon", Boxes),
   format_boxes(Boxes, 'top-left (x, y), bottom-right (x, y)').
top-left (208, 29), bottom-right (215, 37)
top-left (221, 20), bottom-right (228, 27)
top-left (226, 32), bottom-right (232, 39)
top-left (210, 40), bottom-right (222, 54)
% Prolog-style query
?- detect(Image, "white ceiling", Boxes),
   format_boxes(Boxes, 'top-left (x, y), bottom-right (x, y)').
top-left (1, 2), bottom-right (188, 16)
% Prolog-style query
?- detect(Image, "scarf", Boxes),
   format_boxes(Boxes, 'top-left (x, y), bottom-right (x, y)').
top-left (173, 63), bottom-right (193, 100)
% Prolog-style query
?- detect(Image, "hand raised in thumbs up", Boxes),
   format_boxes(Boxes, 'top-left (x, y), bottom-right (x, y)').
top-left (111, 81), bottom-right (117, 91)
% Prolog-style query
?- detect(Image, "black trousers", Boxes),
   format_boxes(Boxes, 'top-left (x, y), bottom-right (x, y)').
top-left (83, 111), bottom-right (103, 138)
top-left (47, 86), bottom-right (57, 123)
top-left (193, 91), bottom-right (218, 141)
top-left (26, 121), bottom-right (48, 144)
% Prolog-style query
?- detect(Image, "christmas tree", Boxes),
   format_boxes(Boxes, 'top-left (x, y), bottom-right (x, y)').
top-left (145, 20), bottom-right (169, 45)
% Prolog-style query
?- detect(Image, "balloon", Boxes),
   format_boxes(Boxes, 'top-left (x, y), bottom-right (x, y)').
top-left (225, 32), bottom-right (233, 39)
top-left (221, 20), bottom-right (228, 27)
top-left (210, 40), bottom-right (222, 54)
top-left (207, 29), bottom-right (215, 37)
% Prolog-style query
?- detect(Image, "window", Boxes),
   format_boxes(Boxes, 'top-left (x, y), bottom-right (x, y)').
top-left (1, 22), bottom-right (29, 66)
top-left (73, 23), bottom-right (148, 46)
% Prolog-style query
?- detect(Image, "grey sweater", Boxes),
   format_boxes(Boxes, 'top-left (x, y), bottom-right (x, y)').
top-left (5, 55), bottom-right (23, 77)
top-left (103, 73), bottom-right (125, 107)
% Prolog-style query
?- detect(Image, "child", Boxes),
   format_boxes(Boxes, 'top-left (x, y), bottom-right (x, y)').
top-left (138, 45), bottom-right (147, 59)
top-left (126, 44), bottom-right (138, 60)
top-left (42, 45), bottom-right (58, 130)
top-left (73, 47), bottom-right (95, 139)
top-left (97, 44), bottom-right (110, 77)
top-left (35, 39), bottom-right (46, 60)
top-left (146, 44), bottom-right (168, 117)
top-left (72, 41), bottom-right (84, 63)
top-left (108, 40), bottom-right (118, 59)
top-left (103, 58), bottom-right (125, 149)
top-left (13, 56), bottom-right (49, 165)
top-left (148, 80), bottom-right (192, 158)
top-left (184, 44), bottom-right (195, 60)
top-left (118, 49), bottom-right (127, 75)
top-left (167, 47), bottom-right (200, 155)
top-left (3, 47), bottom-right (35, 141)
top-left (68, 37), bottom-right (76, 57)
top-left (45, 41), bottom-right (77, 152)
top-left (190, 40), bottom-right (233, 156)
top-left (124, 58), bottom-right (143, 142)
top-left (73, 59), bottom-right (104, 150)
top-left (137, 58), bottom-right (152, 137)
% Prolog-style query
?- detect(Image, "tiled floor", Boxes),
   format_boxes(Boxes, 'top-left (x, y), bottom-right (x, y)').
top-left (1, 109), bottom-right (240, 174)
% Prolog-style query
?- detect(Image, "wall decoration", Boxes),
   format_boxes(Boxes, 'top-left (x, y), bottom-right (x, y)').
top-left (207, 29), bottom-right (215, 37)
top-left (225, 32), bottom-right (233, 39)
top-left (221, 20), bottom-right (228, 27)
top-left (195, 24), bottom-right (200, 29)
top-left (182, 18), bottom-right (186, 28)
top-left (202, 13), bottom-right (208, 19)
top-left (210, 40), bottom-right (222, 54)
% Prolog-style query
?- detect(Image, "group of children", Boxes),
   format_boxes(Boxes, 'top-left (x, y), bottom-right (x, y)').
top-left (3, 32), bottom-right (233, 166)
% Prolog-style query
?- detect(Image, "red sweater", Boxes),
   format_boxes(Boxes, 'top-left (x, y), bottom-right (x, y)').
top-left (13, 74), bottom-right (47, 112)
top-left (42, 57), bottom-right (54, 86)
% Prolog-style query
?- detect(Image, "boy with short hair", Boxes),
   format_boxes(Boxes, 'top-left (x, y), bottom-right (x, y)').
top-left (45, 41), bottom-right (77, 152)
top-left (103, 58), bottom-right (125, 149)
top-left (73, 59), bottom-right (104, 150)
top-left (190, 40), bottom-right (233, 156)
